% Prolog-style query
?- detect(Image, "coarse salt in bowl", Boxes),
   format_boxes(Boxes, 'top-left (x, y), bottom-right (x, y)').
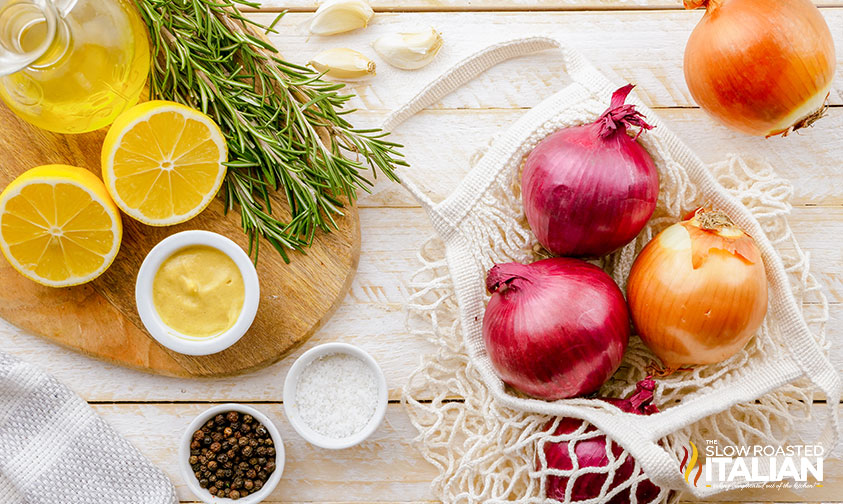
top-left (283, 343), bottom-right (388, 450)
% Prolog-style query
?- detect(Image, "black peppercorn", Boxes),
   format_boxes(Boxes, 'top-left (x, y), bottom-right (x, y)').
top-left (188, 410), bottom-right (276, 499)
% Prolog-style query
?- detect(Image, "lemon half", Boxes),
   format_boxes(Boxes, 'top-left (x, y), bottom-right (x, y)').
top-left (0, 165), bottom-right (123, 287)
top-left (102, 101), bottom-right (228, 226)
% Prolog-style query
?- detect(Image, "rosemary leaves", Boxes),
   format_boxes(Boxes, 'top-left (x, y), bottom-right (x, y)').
top-left (134, 0), bottom-right (405, 262)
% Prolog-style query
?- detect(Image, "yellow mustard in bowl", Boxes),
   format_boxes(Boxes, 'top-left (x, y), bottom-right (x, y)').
top-left (152, 245), bottom-right (245, 338)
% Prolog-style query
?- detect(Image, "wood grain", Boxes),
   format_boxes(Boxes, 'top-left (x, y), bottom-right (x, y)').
top-left (0, 102), bottom-right (361, 377)
top-left (2, 206), bottom-right (840, 402)
top-left (2, 5), bottom-right (842, 504)
top-left (94, 402), bottom-right (842, 503)
top-left (254, 0), bottom-right (841, 11)
top-left (254, 10), bottom-right (843, 111)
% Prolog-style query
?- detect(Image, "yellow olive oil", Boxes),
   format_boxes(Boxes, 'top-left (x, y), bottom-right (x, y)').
top-left (0, 0), bottom-right (150, 133)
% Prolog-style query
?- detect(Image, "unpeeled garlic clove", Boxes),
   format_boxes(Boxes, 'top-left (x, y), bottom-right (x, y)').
top-left (309, 48), bottom-right (376, 80)
top-left (309, 0), bottom-right (374, 36)
top-left (372, 27), bottom-right (443, 70)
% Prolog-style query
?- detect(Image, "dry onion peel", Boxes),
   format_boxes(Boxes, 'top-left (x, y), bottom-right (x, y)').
top-left (683, 0), bottom-right (835, 137)
top-left (627, 208), bottom-right (768, 371)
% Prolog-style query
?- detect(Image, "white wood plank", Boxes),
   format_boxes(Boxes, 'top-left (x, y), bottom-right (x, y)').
top-left (94, 403), bottom-right (438, 503)
top-left (1, 206), bottom-right (841, 402)
top-left (350, 108), bottom-right (843, 209)
top-left (250, 0), bottom-right (842, 11)
top-left (251, 11), bottom-right (843, 110)
top-left (0, 208), bottom-right (436, 402)
top-left (96, 402), bottom-right (843, 503)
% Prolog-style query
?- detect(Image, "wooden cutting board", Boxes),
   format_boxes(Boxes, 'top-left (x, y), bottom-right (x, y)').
top-left (0, 102), bottom-right (360, 377)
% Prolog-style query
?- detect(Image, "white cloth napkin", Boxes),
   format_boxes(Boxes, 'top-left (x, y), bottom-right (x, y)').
top-left (0, 352), bottom-right (176, 504)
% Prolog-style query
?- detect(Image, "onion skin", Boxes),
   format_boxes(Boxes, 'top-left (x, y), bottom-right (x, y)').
top-left (540, 379), bottom-right (663, 503)
top-left (522, 85), bottom-right (659, 257)
top-left (683, 0), bottom-right (835, 137)
top-left (626, 209), bottom-right (768, 369)
top-left (482, 258), bottom-right (629, 400)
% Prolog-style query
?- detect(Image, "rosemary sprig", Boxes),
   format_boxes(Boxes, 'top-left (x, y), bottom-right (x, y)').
top-left (134, 0), bottom-right (406, 262)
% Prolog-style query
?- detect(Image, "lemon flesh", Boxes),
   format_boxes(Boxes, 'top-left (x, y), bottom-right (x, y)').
top-left (102, 101), bottom-right (228, 226)
top-left (0, 165), bottom-right (123, 287)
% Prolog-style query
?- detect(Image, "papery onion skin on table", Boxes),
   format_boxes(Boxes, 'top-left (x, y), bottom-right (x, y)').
top-left (521, 84), bottom-right (659, 257)
top-left (482, 258), bottom-right (629, 400)
top-left (626, 208), bottom-right (768, 370)
top-left (683, 0), bottom-right (835, 137)
top-left (540, 378), bottom-right (663, 504)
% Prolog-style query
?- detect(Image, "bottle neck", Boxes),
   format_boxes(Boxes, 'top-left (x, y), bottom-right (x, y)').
top-left (0, 0), bottom-right (74, 76)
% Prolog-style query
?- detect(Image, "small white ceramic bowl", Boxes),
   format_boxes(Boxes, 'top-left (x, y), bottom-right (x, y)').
top-left (180, 404), bottom-right (285, 504)
top-left (136, 230), bottom-right (259, 356)
top-left (283, 343), bottom-right (388, 450)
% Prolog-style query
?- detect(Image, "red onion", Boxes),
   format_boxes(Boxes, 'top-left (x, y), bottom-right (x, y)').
top-left (482, 258), bottom-right (629, 400)
top-left (521, 84), bottom-right (659, 257)
top-left (540, 378), bottom-right (663, 503)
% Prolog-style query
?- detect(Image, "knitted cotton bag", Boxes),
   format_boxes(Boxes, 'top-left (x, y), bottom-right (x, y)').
top-left (389, 37), bottom-right (841, 503)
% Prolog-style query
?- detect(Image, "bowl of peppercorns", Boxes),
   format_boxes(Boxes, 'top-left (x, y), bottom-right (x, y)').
top-left (180, 404), bottom-right (284, 503)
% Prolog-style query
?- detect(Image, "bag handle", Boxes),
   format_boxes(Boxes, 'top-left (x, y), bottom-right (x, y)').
top-left (381, 36), bottom-right (600, 217)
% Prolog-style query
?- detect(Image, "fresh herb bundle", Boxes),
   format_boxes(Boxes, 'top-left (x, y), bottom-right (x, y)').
top-left (134, 0), bottom-right (405, 262)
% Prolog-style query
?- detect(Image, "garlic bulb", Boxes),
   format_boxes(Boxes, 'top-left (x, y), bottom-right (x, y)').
top-left (372, 27), bottom-right (443, 70)
top-left (309, 0), bottom-right (374, 36)
top-left (309, 48), bottom-right (376, 80)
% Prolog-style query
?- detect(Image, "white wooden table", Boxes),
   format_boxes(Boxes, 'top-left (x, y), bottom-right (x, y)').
top-left (2, 1), bottom-right (842, 502)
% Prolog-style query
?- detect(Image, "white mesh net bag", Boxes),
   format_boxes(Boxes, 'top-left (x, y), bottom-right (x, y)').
top-left (384, 37), bottom-right (842, 503)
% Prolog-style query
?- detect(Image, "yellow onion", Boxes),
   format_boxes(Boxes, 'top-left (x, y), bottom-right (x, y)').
top-left (627, 208), bottom-right (768, 370)
top-left (683, 0), bottom-right (835, 137)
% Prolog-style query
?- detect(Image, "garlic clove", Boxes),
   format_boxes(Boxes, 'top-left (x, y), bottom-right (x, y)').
top-left (309, 0), bottom-right (374, 36)
top-left (309, 48), bottom-right (376, 80)
top-left (372, 27), bottom-right (443, 70)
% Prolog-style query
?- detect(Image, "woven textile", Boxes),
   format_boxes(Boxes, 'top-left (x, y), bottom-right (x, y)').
top-left (389, 37), bottom-right (841, 503)
top-left (0, 352), bottom-right (176, 504)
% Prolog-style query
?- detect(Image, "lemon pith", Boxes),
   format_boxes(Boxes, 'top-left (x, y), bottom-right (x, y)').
top-left (101, 100), bottom-right (228, 226)
top-left (0, 165), bottom-right (123, 287)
